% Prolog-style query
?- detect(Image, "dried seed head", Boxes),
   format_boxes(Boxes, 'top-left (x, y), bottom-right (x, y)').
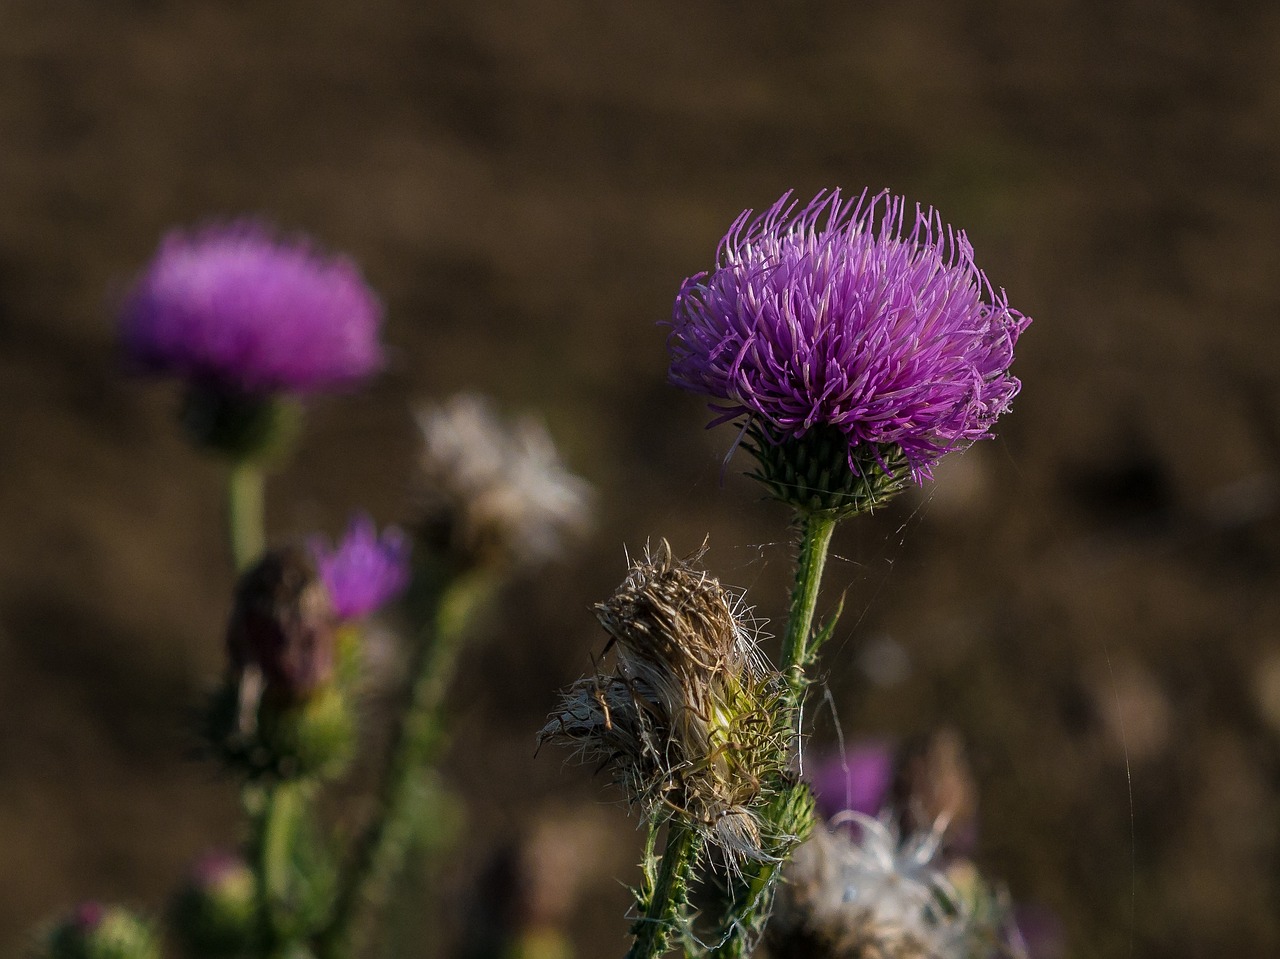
top-left (415, 395), bottom-right (591, 570)
top-left (540, 541), bottom-right (791, 862)
top-left (768, 814), bottom-right (1001, 959)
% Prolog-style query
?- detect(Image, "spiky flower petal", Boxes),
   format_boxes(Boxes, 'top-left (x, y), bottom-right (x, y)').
top-left (416, 395), bottom-right (591, 570)
top-left (540, 542), bottom-right (792, 862)
top-left (669, 189), bottom-right (1029, 497)
top-left (120, 221), bottom-right (384, 395)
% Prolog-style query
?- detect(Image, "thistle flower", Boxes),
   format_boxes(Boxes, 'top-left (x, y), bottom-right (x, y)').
top-left (415, 395), bottom-right (591, 570)
top-left (808, 743), bottom-right (894, 822)
top-left (767, 814), bottom-right (982, 959)
top-left (120, 221), bottom-right (384, 395)
top-left (539, 542), bottom-right (792, 862)
top-left (668, 189), bottom-right (1029, 513)
top-left (309, 513), bottom-right (412, 620)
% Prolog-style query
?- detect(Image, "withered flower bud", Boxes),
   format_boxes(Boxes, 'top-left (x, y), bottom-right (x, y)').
top-left (540, 541), bottom-right (791, 862)
top-left (226, 546), bottom-right (338, 701)
top-left (212, 547), bottom-right (355, 780)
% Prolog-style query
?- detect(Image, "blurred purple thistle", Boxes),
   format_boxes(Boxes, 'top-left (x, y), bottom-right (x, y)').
top-left (807, 743), bottom-right (894, 822)
top-left (310, 514), bottom-right (411, 621)
top-left (120, 220), bottom-right (384, 395)
top-left (668, 189), bottom-right (1030, 482)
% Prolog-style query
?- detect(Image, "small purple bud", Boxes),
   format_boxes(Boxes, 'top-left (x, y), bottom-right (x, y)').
top-left (70, 902), bottom-right (105, 935)
top-left (119, 220), bottom-right (384, 396)
top-left (172, 852), bottom-right (256, 958)
top-left (44, 903), bottom-right (159, 959)
top-left (226, 546), bottom-right (337, 701)
top-left (309, 513), bottom-right (411, 620)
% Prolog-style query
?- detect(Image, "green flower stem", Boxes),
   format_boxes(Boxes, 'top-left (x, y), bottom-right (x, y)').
top-left (228, 461), bottom-right (266, 573)
top-left (707, 864), bottom-right (778, 959)
top-left (626, 818), bottom-right (701, 959)
top-left (780, 511), bottom-right (838, 685)
top-left (703, 516), bottom-right (837, 959)
top-left (315, 571), bottom-right (495, 959)
top-left (249, 780), bottom-right (305, 957)
top-left (706, 782), bottom-right (816, 959)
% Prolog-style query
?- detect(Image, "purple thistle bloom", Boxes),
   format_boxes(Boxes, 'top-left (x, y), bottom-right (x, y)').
top-left (669, 189), bottom-right (1030, 482)
top-left (309, 514), bottom-right (411, 620)
top-left (120, 221), bottom-right (385, 395)
top-left (808, 743), bottom-right (894, 822)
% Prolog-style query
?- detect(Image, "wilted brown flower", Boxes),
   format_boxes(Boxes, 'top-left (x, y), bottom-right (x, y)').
top-left (539, 541), bottom-right (792, 861)
top-left (226, 545), bottom-right (338, 702)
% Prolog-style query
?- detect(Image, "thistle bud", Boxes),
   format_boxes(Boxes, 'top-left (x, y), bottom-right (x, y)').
top-left (308, 513), bottom-right (411, 621)
top-left (170, 852), bottom-right (257, 959)
top-left (39, 903), bottom-right (160, 959)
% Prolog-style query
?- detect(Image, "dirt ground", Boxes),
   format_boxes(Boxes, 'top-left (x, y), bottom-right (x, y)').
top-left (3, 1), bottom-right (1280, 957)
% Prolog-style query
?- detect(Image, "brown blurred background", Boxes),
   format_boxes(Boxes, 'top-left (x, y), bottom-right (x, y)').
top-left (2, 1), bottom-right (1279, 956)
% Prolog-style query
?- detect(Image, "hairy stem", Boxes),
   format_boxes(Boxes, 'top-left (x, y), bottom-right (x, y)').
top-left (780, 512), bottom-right (838, 685)
top-left (315, 571), bottom-right (494, 959)
top-left (248, 781), bottom-right (304, 957)
top-left (626, 818), bottom-right (700, 959)
top-left (227, 461), bottom-right (266, 573)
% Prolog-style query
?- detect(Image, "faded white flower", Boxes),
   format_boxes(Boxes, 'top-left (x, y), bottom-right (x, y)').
top-left (770, 813), bottom-right (982, 959)
top-left (415, 395), bottom-right (591, 569)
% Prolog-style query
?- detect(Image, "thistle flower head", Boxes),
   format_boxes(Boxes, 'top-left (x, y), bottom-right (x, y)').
top-left (120, 221), bottom-right (384, 395)
top-left (309, 513), bottom-right (411, 620)
top-left (539, 542), bottom-right (791, 862)
top-left (769, 814), bottom-right (980, 959)
top-left (669, 189), bottom-right (1029, 511)
top-left (415, 395), bottom-right (591, 570)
